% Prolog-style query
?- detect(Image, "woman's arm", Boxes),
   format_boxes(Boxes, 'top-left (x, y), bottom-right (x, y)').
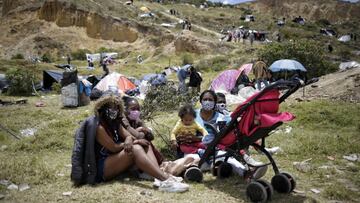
top-left (96, 125), bottom-right (124, 153)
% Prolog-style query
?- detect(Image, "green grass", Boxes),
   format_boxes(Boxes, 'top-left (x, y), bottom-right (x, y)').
top-left (0, 94), bottom-right (359, 202)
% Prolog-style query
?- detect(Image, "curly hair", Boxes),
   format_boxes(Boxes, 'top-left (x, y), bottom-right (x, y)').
top-left (178, 104), bottom-right (196, 119)
top-left (94, 95), bottom-right (124, 120)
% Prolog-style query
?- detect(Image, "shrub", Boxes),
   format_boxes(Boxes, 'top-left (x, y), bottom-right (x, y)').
top-left (5, 68), bottom-right (34, 96)
top-left (142, 83), bottom-right (198, 120)
top-left (11, 53), bottom-right (24, 60)
top-left (71, 49), bottom-right (91, 61)
top-left (181, 53), bottom-right (194, 65)
top-left (41, 52), bottom-right (52, 63)
top-left (258, 39), bottom-right (337, 78)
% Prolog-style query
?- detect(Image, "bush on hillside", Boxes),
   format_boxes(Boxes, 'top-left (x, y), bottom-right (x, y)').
top-left (11, 53), bottom-right (24, 60)
top-left (71, 49), bottom-right (91, 61)
top-left (41, 52), bottom-right (52, 63)
top-left (5, 68), bottom-right (34, 96)
top-left (181, 53), bottom-right (194, 65)
top-left (258, 39), bottom-right (337, 78)
top-left (142, 84), bottom-right (198, 120)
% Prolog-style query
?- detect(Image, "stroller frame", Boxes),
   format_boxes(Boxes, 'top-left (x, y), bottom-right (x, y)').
top-left (198, 78), bottom-right (318, 202)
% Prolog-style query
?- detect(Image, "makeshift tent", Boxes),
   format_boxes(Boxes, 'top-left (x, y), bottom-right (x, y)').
top-left (210, 68), bottom-right (246, 93)
top-left (339, 61), bottom-right (360, 71)
top-left (142, 73), bottom-right (167, 86)
top-left (338, 35), bottom-right (351, 42)
top-left (86, 52), bottom-right (118, 62)
top-left (43, 70), bottom-right (63, 90)
top-left (94, 72), bottom-right (136, 94)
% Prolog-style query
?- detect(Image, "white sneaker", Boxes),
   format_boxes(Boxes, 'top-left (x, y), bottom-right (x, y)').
top-left (158, 178), bottom-right (189, 193)
top-left (265, 147), bottom-right (281, 155)
top-left (153, 175), bottom-right (183, 188)
top-left (243, 154), bottom-right (264, 167)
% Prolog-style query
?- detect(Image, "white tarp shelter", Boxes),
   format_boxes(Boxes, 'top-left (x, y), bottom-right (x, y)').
top-left (86, 52), bottom-right (118, 62)
top-left (339, 61), bottom-right (360, 71)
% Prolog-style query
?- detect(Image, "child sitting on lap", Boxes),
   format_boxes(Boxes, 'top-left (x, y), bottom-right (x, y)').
top-left (171, 104), bottom-right (207, 155)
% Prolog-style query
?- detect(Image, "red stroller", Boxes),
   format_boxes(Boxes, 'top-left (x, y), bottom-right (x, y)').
top-left (198, 78), bottom-right (317, 202)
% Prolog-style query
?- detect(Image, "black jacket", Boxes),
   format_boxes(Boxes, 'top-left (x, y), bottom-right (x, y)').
top-left (188, 72), bottom-right (202, 87)
top-left (71, 116), bottom-right (99, 186)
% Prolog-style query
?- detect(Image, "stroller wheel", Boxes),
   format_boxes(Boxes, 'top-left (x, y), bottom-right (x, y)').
top-left (271, 174), bottom-right (291, 193)
top-left (217, 162), bottom-right (233, 178)
top-left (211, 160), bottom-right (223, 176)
top-left (184, 166), bottom-right (203, 182)
top-left (246, 181), bottom-right (268, 203)
top-left (256, 179), bottom-right (274, 200)
top-left (281, 172), bottom-right (296, 192)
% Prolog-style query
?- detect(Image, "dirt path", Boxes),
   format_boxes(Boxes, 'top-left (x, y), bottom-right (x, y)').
top-left (155, 5), bottom-right (222, 38)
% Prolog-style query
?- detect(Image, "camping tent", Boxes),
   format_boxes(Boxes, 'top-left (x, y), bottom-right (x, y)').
top-left (339, 61), bottom-right (360, 71)
top-left (210, 67), bottom-right (249, 93)
top-left (94, 72), bottom-right (136, 94)
top-left (43, 70), bottom-right (63, 90)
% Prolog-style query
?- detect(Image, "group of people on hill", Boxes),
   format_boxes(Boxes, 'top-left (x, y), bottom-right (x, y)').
top-left (222, 26), bottom-right (260, 46)
top-left (72, 86), bottom-right (272, 192)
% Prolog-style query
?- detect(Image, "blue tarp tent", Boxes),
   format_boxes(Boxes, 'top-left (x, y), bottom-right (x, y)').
top-left (43, 70), bottom-right (63, 90)
top-left (142, 73), bottom-right (167, 86)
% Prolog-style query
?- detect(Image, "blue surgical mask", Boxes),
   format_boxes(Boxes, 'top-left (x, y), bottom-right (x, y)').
top-left (201, 101), bottom-right (215, 111)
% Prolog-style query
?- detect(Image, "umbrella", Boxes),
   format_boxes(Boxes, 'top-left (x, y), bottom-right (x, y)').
top-left (269, 59), bottom-right (307, 72)
top-left (238, 63), bottom-right (253, 76)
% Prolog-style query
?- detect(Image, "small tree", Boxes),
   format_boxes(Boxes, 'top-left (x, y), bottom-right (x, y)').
top-left (6, 68), bottom-right (34, 96)
top-left (181, 53), bottom-right (194, 65)
top-left (71, 49), bottom-right (91, 61)
top-left (258, 39), bottom-right (337, 78)
top-left (41, 52), bottom-right (52, 63)
top-left (11, 53), bottom-right (24, 60)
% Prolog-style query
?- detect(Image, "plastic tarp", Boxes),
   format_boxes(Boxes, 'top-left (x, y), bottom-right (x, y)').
top-left (86, 52), bottom-right (118, 62)
top-left (43, 70), bottom-right (63, 90)
top-left (238, 63), bottom-right (253, 76)
top-left (94, 72), bottom-right (136, 94)
top-left (339, 61), bottom-right (360, 71)
top-left (142, 73), bottom-right (167, 86)
top-left (338, 35), bottom-right (351, 42)
top-left (210, 69), bottom-right (242, 92)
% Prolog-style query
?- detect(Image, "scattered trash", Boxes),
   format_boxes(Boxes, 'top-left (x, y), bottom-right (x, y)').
top-left (65, 164), bottom-right (72, 168)
top-left (284, 126), bottom-right (292, 134)
top-left (19, 183), bottom-right (30, 192)
top-left (325, 175), bottom-right (330, 178)
top-left (7, 183), bottom-right (18, 190)
top-left (62, 191), bottom-right (72, 196)
top-left (139, 190), bottom-right (153, 196)
top-left (0, 194), bottom-right (5, 200)
top-left (57, 173), bottom-right (65, 177)
top-left (35, 101), bottom-right (46, 107)
top-left (293, 158), bottom-right (312, 173)
top-left (20, 128), bottom-right (37, 137)
top-left (318, 165), bottom-right (331, 170)
top-left (310, 188), bottom-right (321, 194)
top-left (293, 189), bottom-right (305, 194)
top-left (343, 154), bottom-right (359, 162)
top-left (0, 180), bottom-right (10, 186)
top-left (327, 156), bottom-right (335, 161)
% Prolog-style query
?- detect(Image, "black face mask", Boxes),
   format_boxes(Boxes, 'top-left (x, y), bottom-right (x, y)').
top-left (105, 108), bottom-right (119, 120)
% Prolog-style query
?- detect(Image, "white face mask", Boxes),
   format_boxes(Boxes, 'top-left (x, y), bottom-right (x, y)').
top-left (216, 103), bottom-right (226, 112)
top-left (201, 101), bottom-right (215, 111)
